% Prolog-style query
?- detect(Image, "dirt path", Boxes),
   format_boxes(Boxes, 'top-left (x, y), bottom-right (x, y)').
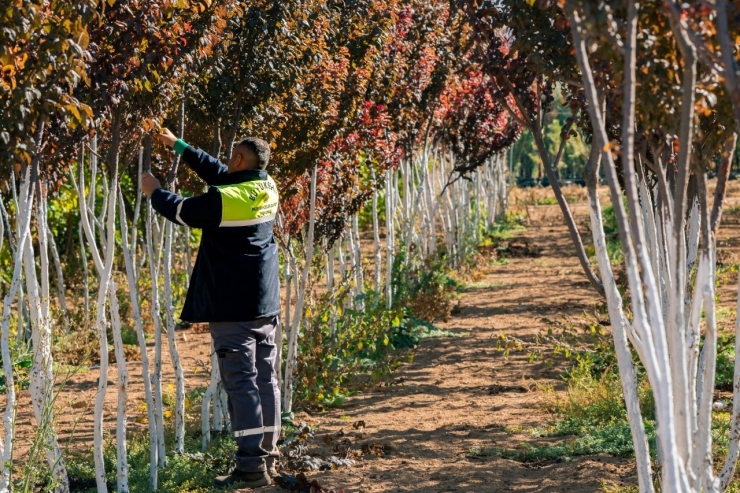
top-left (11, 186), bottom-right (740, 491)
top-left (258, 210), bottom-right (637, 493)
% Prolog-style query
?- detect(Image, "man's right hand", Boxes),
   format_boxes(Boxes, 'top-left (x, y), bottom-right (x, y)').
top-left (154, 128), bottom-right (177, 148)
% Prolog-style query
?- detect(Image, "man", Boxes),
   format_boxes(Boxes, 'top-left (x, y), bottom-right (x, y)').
top-left (142, 128), bottom-right (281, 488)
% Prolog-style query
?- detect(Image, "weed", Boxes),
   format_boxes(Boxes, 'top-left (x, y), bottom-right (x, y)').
top-left (0, 338), bottom-right (32, 393)
top-left (462, 281), bottom-right (510, 291)
top-left (487, 323), bottom-right (659, 465)
top-left (392, 252), bottom-right (463, 323)
top-left (60, 388), bottom-right (237, 493)
top-left (600, 482), bottom-right (639, 493)
top-left (716, 332), bottom-right (736, 392)
top-left (534, 197), bottom-right (558, 206)
top-left (478, 212), bottom-right (526, 246)
top-left (120, 326), bottom-right (140, 346)
top-left (469, 446), bottom-right (497, 457)
top-left (586, 204), bottom-right (623, 265)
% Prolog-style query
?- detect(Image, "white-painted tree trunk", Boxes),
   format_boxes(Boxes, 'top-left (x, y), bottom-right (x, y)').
top-left (283, 167), bottom-right (318, 414)
top-left (23, 163), bottom-right (70, 493)
top-left (719, 253), bottom-right (740, 489)
top-left (78, 222), bottom-right (90, 318)
top-left (345, 224), bottom-right (356, 309)
top-left (424, 154), bottom-right (437, 256)
top-left (163, 221), bottom-right (186, 453)
top-left (146, 198), bottom-right (167, 468)
top-left (0, 168), bottom-right (34, 491)
top-left (108, 279), bottom-right (130, 493)
top-left (568, 5), bottom-right (713, 490)
top-left (46, 229), bottom-right (69, 333)
top-left (326, 244), bottom-right (337, 337)
top-left (201, 340), bottom-right (224, 449)
top-left (585, 150), bottom-right (653, 492)
top-left (352, 214), bottom-right (364, 310)
top-left (75, 148), bottom-right (124, 492)
top-left (118, 187), bottom-right (158, 489)
top-left (385, 169), bottom-right (395, 309)
top-left (372, 183), bottom-right (381, 297)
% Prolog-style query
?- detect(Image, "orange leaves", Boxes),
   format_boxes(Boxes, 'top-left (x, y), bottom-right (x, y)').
top-left (0, 48), bottom-right (28, 89)
top-left (78, 29), bottom-right (90, 50)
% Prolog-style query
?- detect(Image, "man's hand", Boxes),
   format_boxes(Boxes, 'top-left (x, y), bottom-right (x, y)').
top-left (154, 127), bottom-right (177, 148)
top-left (141, 173), bottom-right (162, 197)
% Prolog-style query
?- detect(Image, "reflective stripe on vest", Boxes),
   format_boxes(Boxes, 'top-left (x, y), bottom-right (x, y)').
top-left (215, 177), bottom-right (279, 228)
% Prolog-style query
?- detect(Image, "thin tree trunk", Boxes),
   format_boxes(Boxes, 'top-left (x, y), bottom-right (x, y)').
top-left (78, 222), bottom-right (90, 318)
top-left (163, 221), bottom-right (186, 453)
top-left (586, 144), bottom-right (654, 492)
top-left (46, 229), bottom-right (69, 333)
top-left (211, 122), bottom-right (222, 160)
top-left (146, 186), bottom-right (167, 468)
top-left (569, 4), bottom-right (688, 490)
top-left (225, 97), bottom-right (244, 156)
top-left (108, 279), bottom-right (130, 493)
top-left (283, 167), bottom-right (317, 414)
top-left (75, 133), bottom-right (125, 492)
top-left (372, 180), bottom-right (381, 297)
top-left (0, 167), bottom-right (33, 490)
top-left (162, 102), bottom-right (187, 454)
top-left (131, 146), bottom-right (144, 283)
top-left (691, 173), bottom-right (719, 492)
top-left (106, 116), bottom-right (130, 493)
top-left (24, 127), bottom-right (70, 493)
top-left (385, 169), bottom-right (395, 309)
top-left (326, 244), bottom-right (337, 337)
top-left (352, 214), bottom-right (364, 310)
top-left (666, 10), bottom-right (699, 471)
top-left (118, 187), bottom-right (158, 489)
top-left (531, 123), bottom-right (603, 295)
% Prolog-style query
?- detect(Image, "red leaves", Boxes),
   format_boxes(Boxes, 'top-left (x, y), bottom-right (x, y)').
top-left (436, 69), bottom-right (518, 171)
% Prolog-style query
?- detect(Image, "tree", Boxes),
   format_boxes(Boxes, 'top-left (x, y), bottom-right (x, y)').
top-left (470, 1), bottom-right (604, 294)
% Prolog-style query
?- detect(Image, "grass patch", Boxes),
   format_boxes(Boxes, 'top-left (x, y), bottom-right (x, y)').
top-left (478, 354), bottom-right (657, 464)
top-left (593, 205), bottom-right (623, 265)
top-left (716, 332), bottom-right (737, 391)
top-left (22, 388), bottom-right (240, 492)
top-left (479, 212), bottom-right (526, 245)
top-left (533, 197), bottom-right (558, 206)
top-left (121, 326), bottom-right (140, 346)
top-left (391, 318), bottom-right (464, 349)
top-left (462, 281), bottom-right (510, 292)
top-left (471, 422), bottom-right (641, 462)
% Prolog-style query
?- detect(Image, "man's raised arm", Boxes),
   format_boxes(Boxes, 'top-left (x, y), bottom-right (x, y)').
top-left (141, 172), bottom-right (222, 229)
top-left (154, 128), bottom-right (228, 185)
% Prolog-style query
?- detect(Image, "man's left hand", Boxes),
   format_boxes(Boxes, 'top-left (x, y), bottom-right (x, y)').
top-left (141, 173), bottom-right (162, 196)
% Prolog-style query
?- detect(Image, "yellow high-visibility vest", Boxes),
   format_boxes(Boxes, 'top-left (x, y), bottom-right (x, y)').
top-left (215, 176), bottom-right (279, 227)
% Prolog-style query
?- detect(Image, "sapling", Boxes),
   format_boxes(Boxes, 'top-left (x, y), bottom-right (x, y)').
top-left (283, 167), bottom-right (317, 413)
top-left (0, 168), bottom-right (34, 491)
top-left (118, 186), bottom-right (158, 489)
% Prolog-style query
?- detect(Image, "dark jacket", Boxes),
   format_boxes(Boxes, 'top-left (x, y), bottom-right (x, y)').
top-left (151, 144), bottom-right (280, 322)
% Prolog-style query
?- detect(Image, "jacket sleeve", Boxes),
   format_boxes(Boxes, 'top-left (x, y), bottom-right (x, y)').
top-left (180, 145), bottom-right (229, 186)
top-left (150, 187), bottom-right (222, 229)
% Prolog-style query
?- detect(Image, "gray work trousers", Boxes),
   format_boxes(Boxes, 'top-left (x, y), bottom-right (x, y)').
top-left (210, 317), bottom-right (281, 473)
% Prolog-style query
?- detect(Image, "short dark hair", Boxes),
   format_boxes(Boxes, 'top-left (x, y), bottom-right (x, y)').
top-left (237, 137), bottom-right (271, 169)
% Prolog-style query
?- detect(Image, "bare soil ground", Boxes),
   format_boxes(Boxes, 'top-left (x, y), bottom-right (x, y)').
top-left (257, 201), bottom-right (637, 493)
top-left (9, 183), bottom-right (740, 492)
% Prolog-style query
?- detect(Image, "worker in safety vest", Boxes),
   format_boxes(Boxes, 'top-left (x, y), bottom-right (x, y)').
top-left (142, 128), bottom-right (280, 489)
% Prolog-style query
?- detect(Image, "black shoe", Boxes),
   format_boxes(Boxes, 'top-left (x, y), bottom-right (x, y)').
top-left (213, 469), bottom-right (271, 488)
